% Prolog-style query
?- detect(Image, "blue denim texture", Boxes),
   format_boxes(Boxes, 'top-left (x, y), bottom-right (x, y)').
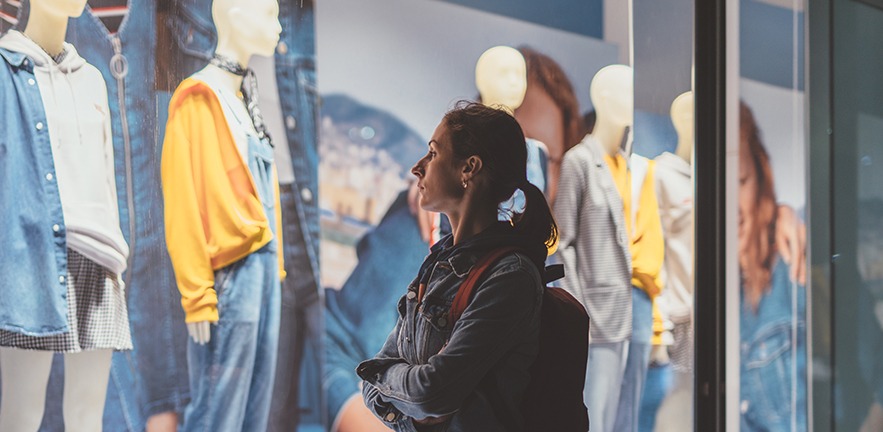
top-left (638, 362), bottom-right (673, 432)
top-left (585, 341), bottom-right (628, 432)
top-left (323, 191), bottom-right (428, 425)
top-left (64, 2), bottom-right (191, 428)
top-left (183, 133), bottom-right (282, 432)
top-left (358, 226), bottom-right (544, 431)
top-left (0, 47), bottom-right (70, 336)
top-left (740, 259), bottom-right (807, 431)
top-left (614, 287), bottom-right (654, 432)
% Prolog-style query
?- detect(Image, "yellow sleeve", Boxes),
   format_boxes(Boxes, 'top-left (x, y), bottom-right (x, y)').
top-left (161, 93), bottom-right (220, 323)
top-left (273, 168), bottom-right (287, 280)
top-left (631, 161), bottom-right (665, 298)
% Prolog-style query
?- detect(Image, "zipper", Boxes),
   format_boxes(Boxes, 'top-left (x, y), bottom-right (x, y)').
top-left (110, 35), bottom-right (135, 288)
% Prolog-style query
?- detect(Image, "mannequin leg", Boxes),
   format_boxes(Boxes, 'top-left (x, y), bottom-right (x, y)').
top-left (63, 349), bottom-right (112, 432)
top-left (0, 347), bottom-right (54, 432)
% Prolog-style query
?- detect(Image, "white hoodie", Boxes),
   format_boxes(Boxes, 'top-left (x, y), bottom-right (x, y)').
top-left (0, 31), bottom-right (129, 275)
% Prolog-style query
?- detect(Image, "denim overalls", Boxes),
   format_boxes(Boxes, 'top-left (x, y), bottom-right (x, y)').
top-left (182, 90), bottom-right (282, 431)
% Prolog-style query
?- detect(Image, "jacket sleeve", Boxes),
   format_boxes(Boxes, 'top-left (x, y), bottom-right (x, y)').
top-left (552, 148), bottom-right (586, 297)
top-left (631, 162), bottom-right (665, 298)
top-left (358, 262), bottom-right (542, 419)
top-left (161, 93), bottom-right (220, 323)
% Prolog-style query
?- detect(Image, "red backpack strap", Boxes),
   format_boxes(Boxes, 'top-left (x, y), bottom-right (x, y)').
top-left (449, 247), bottom-right (521, 324)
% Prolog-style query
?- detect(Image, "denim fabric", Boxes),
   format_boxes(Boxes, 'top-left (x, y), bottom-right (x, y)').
top-left (323, 192), bottom-right (428, 426)
top-left (62, 2), bottom-right (193, 428)
top-left (183, 133), bottom-right (282, 432)
top-left (614, 287), bottom-right (654, 432)
top-left (638, 362), bottom-right (672, 432)
top-left (739, 259), bottom-right (807, 431)
top-left (0, 47), bottom-right (69, 336)
top-left (358, 226), bottom-right (544, 432)
top-left (585, 341), bottom-right (629, 432)
top-left (165, 2), bottom-right (323, 428)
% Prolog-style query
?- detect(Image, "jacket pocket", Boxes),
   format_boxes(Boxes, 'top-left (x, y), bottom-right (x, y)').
top-left (742, 322), bottom-right (796, 426)
top-left (417, 296), bottom-right (453, 364)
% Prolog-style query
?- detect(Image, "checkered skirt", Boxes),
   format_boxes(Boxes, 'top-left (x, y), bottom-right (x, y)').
top-left (0, 249), bottom-right (132, 352)
top-left (670, 320), bottom-right (694, 373)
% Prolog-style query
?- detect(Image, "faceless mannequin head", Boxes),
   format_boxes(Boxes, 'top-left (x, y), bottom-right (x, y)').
top-left (475, 46), bottom-right (528, 112)
top-left (670, 91), bottom-right (694, 162)
top-left (29, 0), bottom-right (88, 21)
top-left (212, 0), bottom-right (282, 63)
top-left (589, 64), bottom-right (634, 131)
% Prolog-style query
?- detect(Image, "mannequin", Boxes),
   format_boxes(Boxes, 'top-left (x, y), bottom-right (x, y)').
top-left (0, 0), bottom-right (131, 431)
top-left (475, 46), bottom-right (548, 203)
top-left (161, 0), bottom-right (284, 430)
top-left (651, 90), bottom-right (695, 432)
top-left (590, 64), bottom-right (634, 157)
top-left (670, 91), bottom-right (693, 164)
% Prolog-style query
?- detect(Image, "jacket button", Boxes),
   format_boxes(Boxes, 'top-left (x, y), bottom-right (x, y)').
top-left (46, 173), bottom-right (54, 181)
top-left (36, 122), bottom-right (44, 131)
top-left (385, 412), bottom-right (396, 422)
top-left (438, 317), bottom-right (447, 327)
top-left (277, 41), bottom-right (289, 55)
top-left (286, 115), bottom-right (296, 130)
top-left (58, 275), bottom-right (65, 284)
top-left (301, 187), bottom-right (312, 202)
top-left (52, 224), bottom-right (60, 232)
top-left (406, 291), bottom-right (416, 300)
top-left (28, 78), bottom-right (35, 86)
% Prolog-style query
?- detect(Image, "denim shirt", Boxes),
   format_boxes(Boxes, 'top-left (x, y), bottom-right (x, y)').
top-left (740, 258), bottom-right (807, 431)
top-left (0, 48), bottom-right (70, 336)
top-left (358, 227), bottom-right (544, 432)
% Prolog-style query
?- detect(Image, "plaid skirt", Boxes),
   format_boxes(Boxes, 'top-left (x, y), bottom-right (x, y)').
top-left (670, 320), bottom-right (694, 373)
top-left (0, 249), bottom-right (132, 352)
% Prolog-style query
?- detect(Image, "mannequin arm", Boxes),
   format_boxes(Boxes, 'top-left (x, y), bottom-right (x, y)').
top-left (186, 321), bottom-right (214, 344)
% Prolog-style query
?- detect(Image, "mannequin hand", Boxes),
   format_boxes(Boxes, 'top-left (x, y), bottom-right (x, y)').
top-left (775, 205), bottom-right (807, 285)
top-left (187, 321), bottom-right (214, 345)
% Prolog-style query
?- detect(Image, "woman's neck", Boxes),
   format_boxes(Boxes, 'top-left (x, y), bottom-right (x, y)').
top-left (447, 195), bottom-right (498, 245)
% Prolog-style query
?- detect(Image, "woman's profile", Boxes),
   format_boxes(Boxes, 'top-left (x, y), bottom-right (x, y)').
top-left (357, 102), bottom-right (557, 431)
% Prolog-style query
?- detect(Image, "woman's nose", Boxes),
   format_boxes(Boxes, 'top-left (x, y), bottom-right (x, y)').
top-left (411, 162), bottom-right (423, 178)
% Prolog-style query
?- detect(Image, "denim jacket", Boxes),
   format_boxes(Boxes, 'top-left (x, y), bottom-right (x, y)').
top-left (0, 47), bottom-right (70, 336)
top-left (358, 224), bottom-right (544, 432)
top-left (740, 257), bottom-right (807, 431)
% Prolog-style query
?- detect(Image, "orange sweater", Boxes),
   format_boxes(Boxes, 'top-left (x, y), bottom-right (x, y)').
top-left (161, 78), bottom-right (285, 323)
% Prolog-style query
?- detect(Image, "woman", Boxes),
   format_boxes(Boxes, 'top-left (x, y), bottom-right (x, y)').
top-left (358, 102), bottom-right (557, 431)
top-left (738, 101), bottom-right (807, 431)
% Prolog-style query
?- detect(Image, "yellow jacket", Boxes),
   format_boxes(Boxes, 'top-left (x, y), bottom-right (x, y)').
top-left (604, 153), bottom-right (665, 296)
top-left (161, 78), bottom-right (285, 323)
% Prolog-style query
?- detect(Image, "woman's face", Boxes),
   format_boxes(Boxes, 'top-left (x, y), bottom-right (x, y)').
top-left (738, 137), bottom-right (758, 267)
top-left (410, 122), bottom-right (465, 214)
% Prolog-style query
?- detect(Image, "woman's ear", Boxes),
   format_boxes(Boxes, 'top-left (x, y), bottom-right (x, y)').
top-left (462, 155), bottom-right (483, 181)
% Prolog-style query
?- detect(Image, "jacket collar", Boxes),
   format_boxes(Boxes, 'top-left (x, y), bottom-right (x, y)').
top-left (0, 48), bottom-right (31, 71)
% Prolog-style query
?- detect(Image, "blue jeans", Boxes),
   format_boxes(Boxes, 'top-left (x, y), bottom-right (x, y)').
top-left (183, 243), bottom-right (281, 431)
top-left (638, 362), bottom-right (673, 432)
top-left (585, 341), bottom-right (629, 432)
top-left (614, 287), bottom-right (654, 432)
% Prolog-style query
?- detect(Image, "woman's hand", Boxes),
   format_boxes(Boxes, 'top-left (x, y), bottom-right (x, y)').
top-left (775, 205), bottom-right (807, 285)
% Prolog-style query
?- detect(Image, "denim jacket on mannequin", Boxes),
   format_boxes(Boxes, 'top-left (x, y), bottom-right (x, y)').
top-left (0, 47), bottom-right (70, 336)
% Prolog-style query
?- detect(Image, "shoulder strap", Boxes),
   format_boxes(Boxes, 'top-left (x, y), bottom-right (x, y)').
top-left (449, 247), bottom-right (520, 324)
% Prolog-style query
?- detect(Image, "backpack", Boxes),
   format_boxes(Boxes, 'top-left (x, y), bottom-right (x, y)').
top-left (449, 247), bottom-right (590, 432)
